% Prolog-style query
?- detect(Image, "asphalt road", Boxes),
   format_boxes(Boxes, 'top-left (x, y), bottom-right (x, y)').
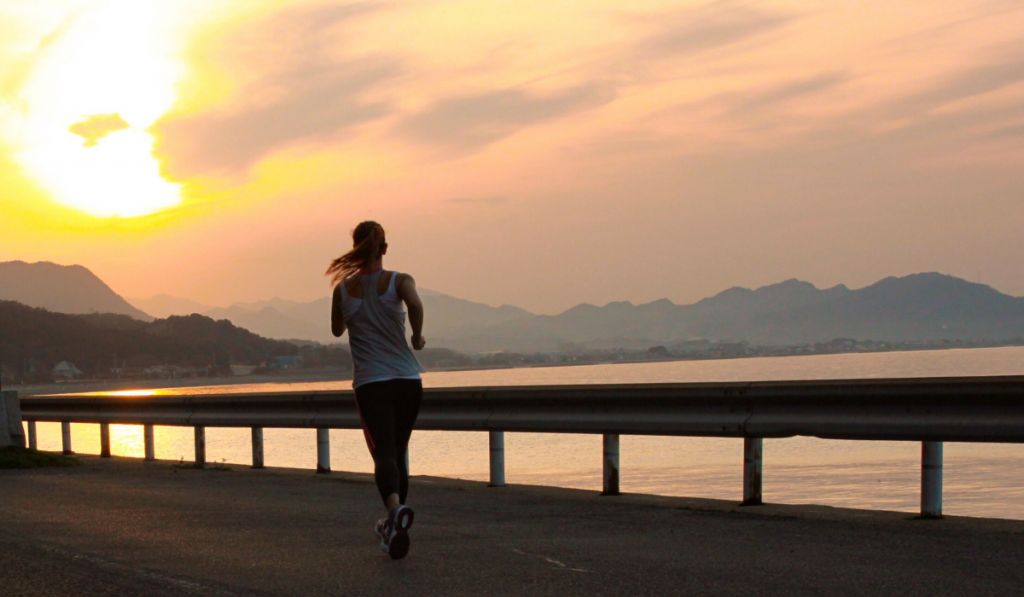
top-left (2, 456), bottom-right (1024, 596)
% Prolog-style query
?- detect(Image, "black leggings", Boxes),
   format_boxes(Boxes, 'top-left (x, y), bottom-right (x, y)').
top-left (354, 378), bottom-right (423, 504)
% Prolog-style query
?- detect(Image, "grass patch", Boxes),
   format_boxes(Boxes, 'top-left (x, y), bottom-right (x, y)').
top-left (172, 457), bottom-right (204, 470)
top-left (210, 459), bottom-right (232, 472)
top-left (0, 446), bottom-right (80, 469)
top-left (172, 457), bottom-right (232, 471)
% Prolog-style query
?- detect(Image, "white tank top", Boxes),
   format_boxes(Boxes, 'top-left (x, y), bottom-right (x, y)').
top-left (340, 270), bottom-right (423, 388)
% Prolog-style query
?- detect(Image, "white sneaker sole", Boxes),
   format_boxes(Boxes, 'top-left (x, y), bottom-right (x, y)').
top-left (387, 506), bottom-right (415, 560)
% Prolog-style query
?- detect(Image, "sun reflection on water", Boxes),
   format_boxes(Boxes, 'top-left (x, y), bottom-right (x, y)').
top-left (101, 390), bottom-right (161, 397)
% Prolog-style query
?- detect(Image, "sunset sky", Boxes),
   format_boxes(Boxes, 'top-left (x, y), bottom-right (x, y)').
top-left (1, 0), bottom-right (1022, 314)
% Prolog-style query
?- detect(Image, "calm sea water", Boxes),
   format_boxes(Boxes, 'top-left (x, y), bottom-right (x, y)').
top-left (28, 346), bottom-right (1024, 519)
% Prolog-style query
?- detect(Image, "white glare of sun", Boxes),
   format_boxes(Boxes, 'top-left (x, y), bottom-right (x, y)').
top-left (17, 0), bottom-right (184, 218)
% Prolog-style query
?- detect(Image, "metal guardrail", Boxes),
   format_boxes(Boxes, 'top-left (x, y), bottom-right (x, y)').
top-left (18, 375), bottom-right (1024, 518)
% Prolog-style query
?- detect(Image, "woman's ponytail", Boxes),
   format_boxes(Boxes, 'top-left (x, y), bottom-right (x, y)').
top-left (326, 221), bottom-right (386, 285)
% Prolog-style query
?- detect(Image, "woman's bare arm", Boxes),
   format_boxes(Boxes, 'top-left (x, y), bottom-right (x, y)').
top-left (396, 273), bottom-right (425, 350)
top-left (331, 284), bottom-right (346, 338)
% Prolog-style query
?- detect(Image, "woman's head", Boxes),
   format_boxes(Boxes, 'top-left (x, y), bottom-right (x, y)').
top-left (326, 220), bottom-right (387, 284)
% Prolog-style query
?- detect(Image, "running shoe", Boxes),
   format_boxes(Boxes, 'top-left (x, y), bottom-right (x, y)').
top-left (382, 505), bottom-right (415, 560)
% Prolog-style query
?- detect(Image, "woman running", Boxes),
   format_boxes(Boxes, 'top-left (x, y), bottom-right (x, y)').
top-left (327, 221), bottom-right (426, 560)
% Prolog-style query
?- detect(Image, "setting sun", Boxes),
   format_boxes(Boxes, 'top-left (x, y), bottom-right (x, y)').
top-left (14, 0), bottom-right (184, 218)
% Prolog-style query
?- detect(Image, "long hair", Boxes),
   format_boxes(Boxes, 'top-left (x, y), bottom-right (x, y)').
top-left (326, 221), bottom-right (386, 285)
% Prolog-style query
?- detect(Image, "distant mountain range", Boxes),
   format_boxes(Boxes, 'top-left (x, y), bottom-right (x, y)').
top-left (129, 287), bottom-right (533, 345)
top-left (6, 261), bottom-right (1024, 352)
top-left (127, 294), bottom-right (214, 319)
top-left (459, 274), bottom-right (1024, 352)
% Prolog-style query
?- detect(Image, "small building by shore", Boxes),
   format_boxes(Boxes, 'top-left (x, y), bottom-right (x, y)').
top-left (53, 361), bottom-right (83, 380)
top-left (230, 365), bottom-right (258, 376)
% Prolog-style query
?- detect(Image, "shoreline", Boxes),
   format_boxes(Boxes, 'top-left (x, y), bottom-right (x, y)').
top-left (10, 344), bottom-right (1024, 397)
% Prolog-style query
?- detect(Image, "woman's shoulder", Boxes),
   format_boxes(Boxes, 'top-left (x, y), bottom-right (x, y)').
top-left (392, 272), bottom-right (417, 290)
top-left (392, 273), bottom-right (420, 302)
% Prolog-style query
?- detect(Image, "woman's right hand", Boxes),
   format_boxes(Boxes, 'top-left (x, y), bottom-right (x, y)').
top-left (411, 334), bottom-right (426, 350)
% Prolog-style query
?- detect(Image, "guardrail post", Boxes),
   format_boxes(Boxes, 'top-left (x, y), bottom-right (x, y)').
top-left (1, 390), bottom-right (25, 448)
top-left (601, 434), bottom-right (620, 496)
top-left (488, 431), bottom-right (505, 487)
top-left (27, 421), bottom-right (37, 450)
top-left (251, 427), bottom-right (264, 469)
top-left (316, 428), bottom-right (330, 474)
top-left (742, 437), bottom-right (763, 506)
top-left (100, 423), bottom-right (111, 458)
top-left (61, 422), bottom-right (73, 455)
top-left (921, 441), bottom-right (943, 519)
top-left (144, 424), bottom-right (155, 461)
top-left (194, 426), bottom-right (206, 467)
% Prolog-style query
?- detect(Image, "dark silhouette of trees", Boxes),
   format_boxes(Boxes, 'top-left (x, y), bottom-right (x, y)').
top-left (0, 301), bottom-right (302, 382)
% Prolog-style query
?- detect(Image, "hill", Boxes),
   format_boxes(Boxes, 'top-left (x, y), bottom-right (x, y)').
top-left (0, 261), bottom-right (152, 321)
top-left (0, 301), bottom-right (306, 383)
